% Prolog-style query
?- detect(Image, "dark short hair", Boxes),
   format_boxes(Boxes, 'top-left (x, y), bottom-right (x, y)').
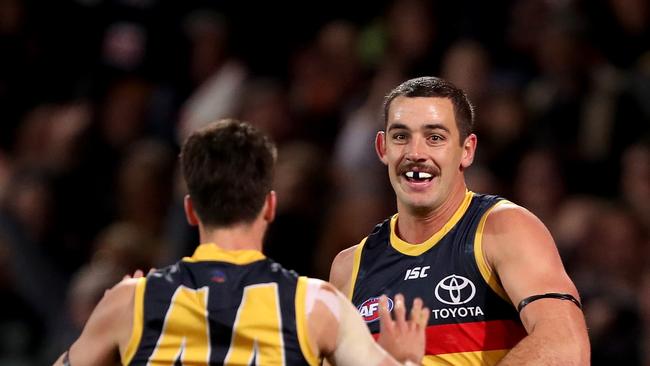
top-left (180, 119), bottom-right (277, 227)
top-left (382, 76), bottom-right (475, 143)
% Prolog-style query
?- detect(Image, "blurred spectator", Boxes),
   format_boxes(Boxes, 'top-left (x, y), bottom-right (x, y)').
top-left (177, 10), bottom-right (247, 143)
top-left (0, 168), bottom-right (66, 364)
top-left (288, 19), bottom-right (362, 151)
top-left (512, 149), bottom-right (566, 224)
top-left (265, 142), bottom-right (329, 277)
top-left (473, 86), bottom-right (529, 185)
top-left (236, 77), bottom-right (295, 144)
top-left (551, 195), bottom-right (604, 266)
top-left (573, 204), bottom-right (647, 298)
top-left (116, 139), bottom-right (175, 236)
top-left (586, 0), bottom-right (650, 68)
top-left (101, 22), bottom-right (147, 72)
top-left (620, 142), bottom-right (650, 227)
top-left (100, 77), bottom-right (153, 151)
top-left (314, 63), bottom-right (403, 278)
top-left (91, 221), bottom-right (161, 273)
top-left (383, 0), bottom-right (440, 75)
top-left (440, 39), bottom-right (491, 104)
top-left (573, 204), bottom-right (648, 366)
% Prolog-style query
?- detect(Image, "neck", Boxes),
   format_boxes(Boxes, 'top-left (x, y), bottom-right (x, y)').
top-left (396, 182), bottom-right (468, 244)
top-left (198, 219), bottom-right (266, 252)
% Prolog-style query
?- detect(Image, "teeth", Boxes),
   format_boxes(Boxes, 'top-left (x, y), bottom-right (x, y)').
top-left (405, 171), bottom-right (432, 179)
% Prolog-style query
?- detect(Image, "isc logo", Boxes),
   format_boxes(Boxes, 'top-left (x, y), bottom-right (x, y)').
top-left (404, 266), bottom-right (430, 280)
top-left (358, 297), bottom-right (394, 322)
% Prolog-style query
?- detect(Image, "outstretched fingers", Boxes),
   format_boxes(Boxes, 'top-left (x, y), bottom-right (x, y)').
top-left (393, 293), bottom-right (407, 331)
top-left (379, 295), bottom-right (394, 334)
top-left (409, 297), bottom-right (430, 330)
top-left (377, 294), bottom-right (428, 364)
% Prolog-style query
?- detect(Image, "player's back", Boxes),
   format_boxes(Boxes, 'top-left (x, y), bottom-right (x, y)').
top-left (123, 244), bottom-right (315, 366)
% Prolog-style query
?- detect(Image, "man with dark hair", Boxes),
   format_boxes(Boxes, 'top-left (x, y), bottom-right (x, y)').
top-left (329, 77), bottom-right (590, 365)
top-left (54, 119), bottom-right (429, 366)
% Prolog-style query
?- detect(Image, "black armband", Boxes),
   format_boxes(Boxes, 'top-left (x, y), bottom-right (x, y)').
top-left (517, 293), bottom-right (582, 313)
top-left (63, 351), bottom-right (72, 366)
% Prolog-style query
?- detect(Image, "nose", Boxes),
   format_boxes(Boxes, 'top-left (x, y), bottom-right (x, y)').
top-left (404, 137), bottom-right (426, 162)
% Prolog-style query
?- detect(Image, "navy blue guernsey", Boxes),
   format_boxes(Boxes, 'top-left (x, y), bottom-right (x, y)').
top-left (349, 191), bottom-right (526, 365)
top-left (122, 244), bottom-right (317, 366)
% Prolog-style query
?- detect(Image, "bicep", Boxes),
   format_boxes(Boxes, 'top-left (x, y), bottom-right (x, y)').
top-left (65, 281), bottom-right (135, 366)
top-left (485, 206), bottom-right (582, 330)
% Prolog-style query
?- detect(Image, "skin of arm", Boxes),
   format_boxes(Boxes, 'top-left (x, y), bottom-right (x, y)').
top-left (305, 279), bottom-right (427, 366)
top-left (52, 278), bottom-right (137, 366)
top-left (328, 244), bottom-right (359, 298)
top-left (483, 203), bottom-right (590, 365)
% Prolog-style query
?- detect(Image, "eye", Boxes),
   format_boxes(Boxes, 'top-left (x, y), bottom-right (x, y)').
top-left (391, 132), bottom-right (408, 142)
top-left (428, 134), bottom-right (443, 142)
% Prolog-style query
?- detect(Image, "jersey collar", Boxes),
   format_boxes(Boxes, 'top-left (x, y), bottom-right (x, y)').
top-left (183, 243), bottom-right (266, 265)
top-left (390, 190), bottom-right (474, 256)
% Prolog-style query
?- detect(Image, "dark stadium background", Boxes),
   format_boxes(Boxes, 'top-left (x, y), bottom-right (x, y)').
top-left (0, 0), bottom-right (648, 364)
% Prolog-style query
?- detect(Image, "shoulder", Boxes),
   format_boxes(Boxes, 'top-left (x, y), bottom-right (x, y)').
top-left (481, 202), bottom-right (574, 294)
top-left (95, 278), bottom-right (138, 321)
top-left (329, 240), bottom-right (364, 293)
top-left (302, 277), bottom-right (341, 305)
top-left (482, 202), bottom-right (557, 266)
top-left (331, 245), bottom-right (359, 271)
top-left (484, 201), bottom-right (551, 240)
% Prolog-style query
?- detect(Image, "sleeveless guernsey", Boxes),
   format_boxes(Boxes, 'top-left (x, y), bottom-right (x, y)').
top-left (122, 244), bottom-right (318, 366)
top-left (350, 191), bottom-right (526, 365)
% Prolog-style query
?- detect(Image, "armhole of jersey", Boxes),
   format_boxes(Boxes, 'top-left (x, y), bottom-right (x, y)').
top-left (474, 200), bottom-right (511, 303)
top-left (347, 238), bottom-right (366, 300)
top-left (121, 277), bottom-right (146, 365)
top-left (295, 276), bottom-right (320, 366)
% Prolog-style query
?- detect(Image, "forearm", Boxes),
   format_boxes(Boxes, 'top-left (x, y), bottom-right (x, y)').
top-left (330, 293), bottom-right (420, 366)
top-left (497, 326), bottom-right (589, 365)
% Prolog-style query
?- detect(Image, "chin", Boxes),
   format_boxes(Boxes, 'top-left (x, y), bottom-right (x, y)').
top-left (403, 199), bottom-right (437, 215)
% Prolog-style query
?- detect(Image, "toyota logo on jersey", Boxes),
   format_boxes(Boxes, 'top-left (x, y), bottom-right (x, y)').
top-left (358, 297), bottom-right (394, 322)
top-left (434, 274), bottom-right (476, 305)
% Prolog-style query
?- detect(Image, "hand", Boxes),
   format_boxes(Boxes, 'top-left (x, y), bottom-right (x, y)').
top-left (122, 269), bottom-right (145, 280)
top-left (377, 293), bottom-right (430, 364)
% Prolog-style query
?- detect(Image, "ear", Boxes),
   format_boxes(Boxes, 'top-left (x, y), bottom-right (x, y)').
top-left (262, 190), bottom-right (277, 223)
top-left (375, 131), bottom-right (389, 165)
top-left (460, 133), bottom-right (477, 170)
top-left (184, 195), bottom-right (200, 226)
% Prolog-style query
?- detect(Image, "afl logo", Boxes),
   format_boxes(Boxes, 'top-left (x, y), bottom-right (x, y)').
top-left (358, 297), bottom-right (394, 323)
top-left (434, 274), bottom-right (476, 305)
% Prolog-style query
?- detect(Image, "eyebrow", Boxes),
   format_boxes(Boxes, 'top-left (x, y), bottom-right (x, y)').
top-left (386, 123), bottom-right (451, 133)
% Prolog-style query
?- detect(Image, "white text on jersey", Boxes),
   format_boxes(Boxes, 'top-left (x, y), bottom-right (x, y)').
top-left (404, 266), bottom-right (431, 280)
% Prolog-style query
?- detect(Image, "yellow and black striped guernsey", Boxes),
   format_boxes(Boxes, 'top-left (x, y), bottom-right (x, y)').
top-left (349, 191), bottom-right (527, 365)
top-left (121, 244), bottom-right (318, 366)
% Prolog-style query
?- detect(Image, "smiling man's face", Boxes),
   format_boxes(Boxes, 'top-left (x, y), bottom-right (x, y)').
top-left (376, 96), bottom-right (476, 214)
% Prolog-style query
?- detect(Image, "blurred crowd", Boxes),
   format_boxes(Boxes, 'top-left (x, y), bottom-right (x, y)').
top-left (0, 0), bottom-right (648, 364)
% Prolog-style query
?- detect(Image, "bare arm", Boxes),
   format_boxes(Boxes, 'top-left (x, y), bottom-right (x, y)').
top-left (483, 204), bottom-right (590, 365)
top-left (52, 278), bottom-right (137, 366)
top-left (329, 244), bottom-right (360, 298)
top-left (304, 279), bottom-right (426, 366)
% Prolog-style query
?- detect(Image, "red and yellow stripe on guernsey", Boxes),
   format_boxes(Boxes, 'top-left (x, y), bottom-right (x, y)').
top-left (373, 319), bottom-right (526, 365)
